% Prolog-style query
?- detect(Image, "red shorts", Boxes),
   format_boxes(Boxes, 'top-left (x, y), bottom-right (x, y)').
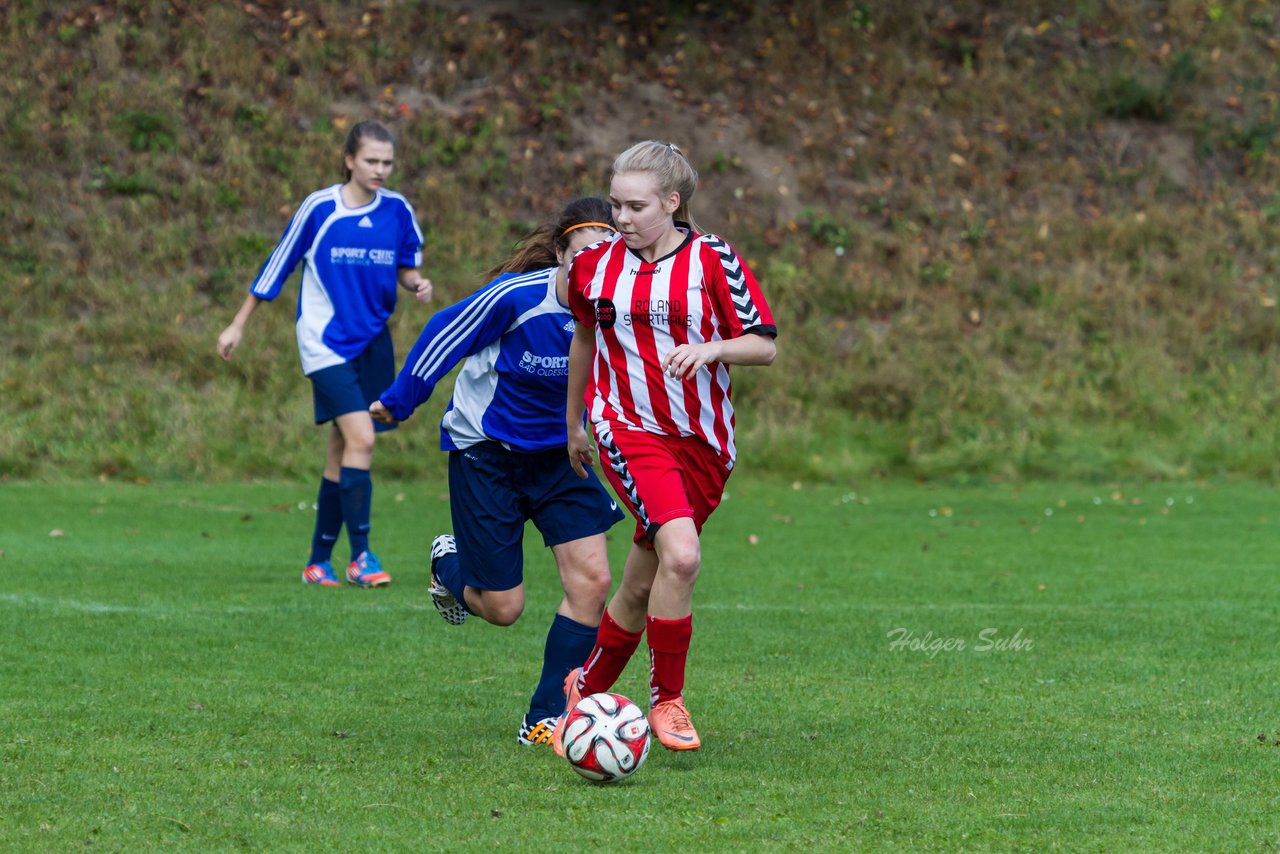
top-left (592, 422), bottom-right (732, 545)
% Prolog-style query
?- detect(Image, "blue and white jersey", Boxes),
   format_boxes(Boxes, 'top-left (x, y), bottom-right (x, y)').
top-left (379, 267), bottom-right (578, 453)
top-left (250, 184), bottom-right (424, 375)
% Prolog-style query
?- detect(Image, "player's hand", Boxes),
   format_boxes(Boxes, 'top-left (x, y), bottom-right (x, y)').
top-left (369, 400), bottom-right (398, 425)
top-left (567, 424), bottom-right (595, 479)
top-left (413, 277), bottom-right (434, 305)
top-left (661, 342), bottom-right (720, 380)
top-left (216, 325), bottom-right (242, 361)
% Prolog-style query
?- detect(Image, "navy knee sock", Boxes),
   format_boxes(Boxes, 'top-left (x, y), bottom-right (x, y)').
top-left (308, 477), bottom-right (343, 565)
top-left (338, 466), bottom-right (372, 559)
top-left (529, 613), bottom-right (599, 721)
top-left (431, 548), bottom-right (470, 612)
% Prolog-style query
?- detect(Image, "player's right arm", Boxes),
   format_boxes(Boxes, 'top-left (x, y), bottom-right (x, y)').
top-left (375, 279), bottom-right (516, 422)
top-left (216, 293), bottom-right (262, 361)
top-left (217, 193), bottom-right (322, 361)
top-left (250, 194), bottom-right (322, 302)
top-left (565, 320), bottom-right (596, 479)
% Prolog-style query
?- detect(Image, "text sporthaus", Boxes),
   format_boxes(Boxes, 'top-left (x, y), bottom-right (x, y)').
top-left (624, 297), bottom-right (692, 328)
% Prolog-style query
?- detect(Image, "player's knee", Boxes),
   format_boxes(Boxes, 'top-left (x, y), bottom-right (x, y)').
top-left (583, 565), bottom-right (611, 603)
top-left (485, 595), bottom-right (525, 626)
top-left (616, 576), bottom-right (653, 611)
top-left (660, 544), bottom-right (701, 586)
top-left (344, 430), bottom-right (375, 457)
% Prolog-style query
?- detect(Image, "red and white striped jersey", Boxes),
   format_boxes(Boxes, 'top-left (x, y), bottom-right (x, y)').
top-left (567, 228), bottom-right (776, 469)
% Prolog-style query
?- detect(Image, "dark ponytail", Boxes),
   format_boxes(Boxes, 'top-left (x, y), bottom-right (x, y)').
top-left (487, 197), bottom-right (615, 279)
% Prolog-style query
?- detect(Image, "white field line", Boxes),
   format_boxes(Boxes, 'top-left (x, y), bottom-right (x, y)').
top-left (0, 591), bottom-right (436, 617)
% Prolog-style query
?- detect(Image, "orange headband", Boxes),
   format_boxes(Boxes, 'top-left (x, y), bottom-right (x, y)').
top-left (560, 221), bottom-right (614, 237)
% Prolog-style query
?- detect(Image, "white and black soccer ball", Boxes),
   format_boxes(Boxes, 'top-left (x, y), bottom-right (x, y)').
top-left (562, 692), bottom-right (651, 783)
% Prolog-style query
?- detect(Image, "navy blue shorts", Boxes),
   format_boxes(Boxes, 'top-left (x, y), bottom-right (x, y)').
top-left (309, 328), bottom-right (397, 433)
top-left (448, 441), bottom-right (626, 592)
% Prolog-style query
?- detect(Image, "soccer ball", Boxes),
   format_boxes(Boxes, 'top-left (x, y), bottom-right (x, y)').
top-left (562, 692), bottom-right (651, 783)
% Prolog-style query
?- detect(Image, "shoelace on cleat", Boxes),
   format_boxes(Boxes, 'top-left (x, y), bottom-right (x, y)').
top-left (661, 703), bottom-right (692, 729)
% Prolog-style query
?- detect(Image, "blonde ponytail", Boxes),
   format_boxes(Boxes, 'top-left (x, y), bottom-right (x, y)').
top-left (612, 140), bottom-right (702, 234)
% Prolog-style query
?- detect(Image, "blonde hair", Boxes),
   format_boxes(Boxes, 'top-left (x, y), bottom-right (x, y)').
top-left (612, 140), bottom-right (702, 234)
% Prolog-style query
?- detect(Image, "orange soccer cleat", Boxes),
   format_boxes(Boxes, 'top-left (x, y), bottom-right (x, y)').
top-left (648, 697), bottom-right (701, 751)
top-left (551, 667), bottom-right (584, 758)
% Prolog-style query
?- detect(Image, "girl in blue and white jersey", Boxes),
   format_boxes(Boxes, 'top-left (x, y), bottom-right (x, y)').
top-left (372, 197), bottom-right (623, 746)
top-left (217, 120), bottom-right (432, 589)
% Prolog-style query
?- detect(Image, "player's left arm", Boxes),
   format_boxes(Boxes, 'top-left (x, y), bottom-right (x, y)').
top-left (395, 198), bottom-right (432, 304)
top-left (398, 267), bottom-right (433, 304)
top-left (662, 236), bottom-right (777, 380)
top-left (566, 322), bottom-right (597, 478)
top-left (662, 330), bottom-right (775, 379)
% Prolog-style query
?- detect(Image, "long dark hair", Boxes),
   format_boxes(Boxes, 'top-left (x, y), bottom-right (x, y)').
top-left (487, 197), bottom-right (615, 279)
top-left (343, 120), bottom-right (395, 181)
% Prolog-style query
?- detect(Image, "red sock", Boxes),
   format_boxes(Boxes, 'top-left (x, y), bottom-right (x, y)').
top-left (646, 614), bottom-right (693, 707)
top-left (579, 608), bottom-right (644, 695)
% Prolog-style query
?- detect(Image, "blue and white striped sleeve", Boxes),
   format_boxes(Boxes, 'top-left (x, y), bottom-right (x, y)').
top-left (395, 196), bottom-right (425, 269)
top-left (377, 278), bottom-right (518, 421)
top-left (249, 194), bottom-right (321, 301)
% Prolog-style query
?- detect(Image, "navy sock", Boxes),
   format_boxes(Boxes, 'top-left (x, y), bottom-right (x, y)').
top-left (307, 477), bottom-right (343, 564)
top-left (529, 613), bottom-right (599, 721)
top-left (338, 466), bottom-right (372, 559)
top-left (432, 548), bottom-right (470, 612)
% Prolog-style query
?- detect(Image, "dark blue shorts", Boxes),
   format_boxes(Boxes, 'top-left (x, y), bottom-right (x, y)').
top-left (309, 328), bottom-right (397, 433)
top-left (448, 441), bottom-right (625, 592)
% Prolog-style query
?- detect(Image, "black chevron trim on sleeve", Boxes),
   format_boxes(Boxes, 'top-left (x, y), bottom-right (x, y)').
top-left (704, 235), bottom-right (761, 328)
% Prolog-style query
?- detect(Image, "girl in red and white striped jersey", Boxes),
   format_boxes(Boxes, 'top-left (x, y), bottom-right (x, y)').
top-left (560, 140), bottom-right (777, 752)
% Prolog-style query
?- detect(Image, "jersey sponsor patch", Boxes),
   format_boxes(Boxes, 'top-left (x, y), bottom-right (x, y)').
top-left (518, 351), bottom-right (569, 376)
top-left (625, 296), bottom-right (690, 329)
top-left (329, 246), bottom-right (397, 265)
top-left (595, 297), bottom-right (617, 330)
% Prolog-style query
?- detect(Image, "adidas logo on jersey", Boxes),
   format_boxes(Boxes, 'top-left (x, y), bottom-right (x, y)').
top-left (357, 215), bottom-right (374, 228)
top-left (563, 319), bottom-right (575, 332)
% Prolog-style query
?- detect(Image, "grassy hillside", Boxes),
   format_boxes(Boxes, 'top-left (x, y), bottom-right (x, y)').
top-left (4, 0), bottom-right (1280, 482)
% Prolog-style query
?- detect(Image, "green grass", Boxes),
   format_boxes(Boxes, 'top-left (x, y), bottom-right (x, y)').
top-left (4, 476), bottom-right (1280, 850)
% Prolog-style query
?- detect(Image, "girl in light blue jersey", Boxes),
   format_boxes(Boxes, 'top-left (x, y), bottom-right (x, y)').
top-left (371, 197), bottom-right (624, 746)
top-left (217, 120), bottom-right (432, 588)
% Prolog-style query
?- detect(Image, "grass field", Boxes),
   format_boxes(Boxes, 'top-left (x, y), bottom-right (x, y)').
top-left (3, 476), bottom-right (1280, 850)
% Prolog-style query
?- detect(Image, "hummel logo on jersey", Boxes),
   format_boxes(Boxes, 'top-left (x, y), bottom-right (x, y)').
top-left (357, 215), bottom-right (374, 228)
